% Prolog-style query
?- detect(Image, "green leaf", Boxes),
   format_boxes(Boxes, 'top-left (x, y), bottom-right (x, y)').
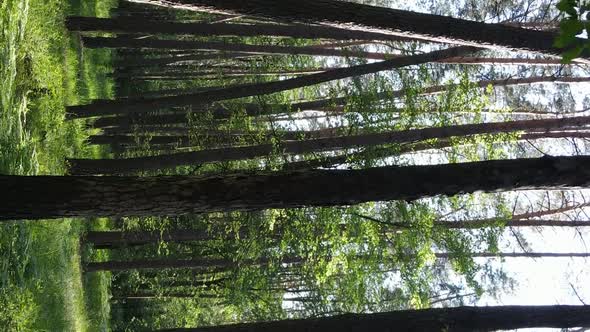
top-left (557, 0), bottom-right (578, 17)
top-left (554, 33), bottom-right (578, 48)
top-left (560, 18), bottom-right (585, 35)
top-left (561, 44), bottom-right (584, 63)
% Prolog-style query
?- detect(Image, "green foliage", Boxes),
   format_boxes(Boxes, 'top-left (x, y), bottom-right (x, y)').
top-left (0, 285), bottom-right (37, 331)
top-left (555, 0), bottom-right (590, 62)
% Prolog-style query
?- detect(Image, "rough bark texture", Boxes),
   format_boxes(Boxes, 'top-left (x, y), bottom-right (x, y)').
top-left (66, 46), bottom-right (475, 118)
top-left (67, 16), bottom-right (408, 42)
top-left (4, 156), bottom-right (590, 220)
top-left (128, 0), bottom-right (590, 61)
top-left (154, 305), bottom-right (590, 331)
top-left (69, 116), bottom-right (590, 175)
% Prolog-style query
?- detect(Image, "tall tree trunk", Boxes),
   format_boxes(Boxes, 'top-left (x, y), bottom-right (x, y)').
top-left (117, 52), bottom-right (255, 68)
top-left (435, 252), bottom-right (590, 258)
top-left (68, 116), bottom-right (590, 175)
top-left (92, 75), bottom-right (588, 124)
top-left (112, 68), bottom-right (327, 80)
top-left (85, 229), bottom-right (247, 249)
top-left (437, 56), bottom-right (566, 66)
top-left (286, 76), bottom-right (590, 113)
top-left (67, 17), bottom-right (409, 42)
top-left (83, 36), bottom-right (393, 60)
top-left (4, 156), bottom-right (590, 219)
top-left (281, 130), bottom-right (590, 171)
top-left (86, 250), bottom-right (590, 273)
top-left (66, 46), bottom-right (474, 118)
top-left (136, 277), bottom-right (228, 290)
top-left (112, 71), bottom-right (323, 81)
top-left (132, 0), bottom-right (590, 61)
top-left (85, 256), bottom-right (304, 272)
top-left (87, 218), bottom-right (590, 250)
top-left (88, 128), bottom-right (342, 147)
top-left (154, 305), bottom-right (590, 331)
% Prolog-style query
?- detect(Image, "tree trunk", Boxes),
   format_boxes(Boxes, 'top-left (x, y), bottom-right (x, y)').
top-left (68, 116), bottom-right (590, 175)
top-left (281, 130), bottom-right (590, 171)
top-left (136, 277), bottom-right (228, 290)
top-left (438, 56), bottom-right (566, 66)
top-left (66, 46), bottom-right (474, 118)
top-left (94, 75), bottom-right (588, 123)
top-left (83, 36), bottom-right (393, 60)
top-left (85, 256), bottom-right (304, 272)
top-left (67, 16), bottom-right (408, 42)
top-left (86, 250), bottom-right (590, 273)
top-left (112, 68), bottom-right (326, 80)
top-left (88, 128), bottom-right (342, 148)
top-left (132, 0), bottom-right (590, 61)
top-left (85, 229), bottom-right (247, 249)
top-left (286, 76), bottom-right (590, 113)
top-left (155, 305), bottom-right (590, 331)
top-left (88, 135), bottom-right (191, 146)
top-left (435, 252), bottom-right (590, 259)
top-left (4, 156), bottom-right (590, 219)
top-left (117, 52), bottom-right (255, 68)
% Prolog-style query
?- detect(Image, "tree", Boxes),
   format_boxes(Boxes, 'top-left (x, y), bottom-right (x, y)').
top-left (4, 156), bottom-right (590, 220)
top-left (128, 0), bottom-right (590, 61)
top-left (66, 46), bottom-right (474, 118)
top-left (83, 36), bottom-right (393, 60)
top-left (69, 116), bottom-right (590, 175)
top-left (90, 75), bottom-right (590, 127)
top-left (153, 305), bottom-right (590, 331)
top-left (66, 16), bottom-right (409, 42)
top-left (87, 251), bottom-right (590, 272)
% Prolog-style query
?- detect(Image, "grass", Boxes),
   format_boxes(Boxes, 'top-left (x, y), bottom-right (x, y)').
top-left (0, 0), bottom-right (116, 330)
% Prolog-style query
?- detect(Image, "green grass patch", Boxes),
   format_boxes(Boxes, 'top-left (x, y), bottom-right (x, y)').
top-left (0, 0), bottom-right (117, 330)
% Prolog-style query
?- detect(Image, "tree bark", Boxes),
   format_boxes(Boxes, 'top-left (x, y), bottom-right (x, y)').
top-left (66, 46), bottom-right (474, 118)
top-left (116, 52), bottom-right (255, 68)
top-left (4, 156), bottom-right (590, 220)
top-left (92, 75), bottom-right (588, 124)
top-left (155, 305), bottom-right (590, 331)
top-left (286, 76), bottom-right (590, 113)
top-left (129, 0), bottom-right (590, 62)
top-left (67, 16), bottom-right (408, 42)
top-left (438, 56), bottom-right (566, 66)
top-left (87, 219), bottom-right (590, 249)
top-left (112, 68), bottom-right (326, 80)
top-left (83, 36), bottom-right (393, 60)
top-left (88, 128), bottom-right (342, 148)
top-left (68, 116), bottom-right (590, 175)
top-left (85, 229), bottom-right (248, 249)
top-left (88, 135), bottom-right (190, 146)
top-left (85, 256), bottom-right (304, 272)
top-left (281, 131), bottom-right (590, 171)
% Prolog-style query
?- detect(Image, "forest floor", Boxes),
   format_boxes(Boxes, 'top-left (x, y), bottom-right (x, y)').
top-left (0, 0), bottom-right (116, 330)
